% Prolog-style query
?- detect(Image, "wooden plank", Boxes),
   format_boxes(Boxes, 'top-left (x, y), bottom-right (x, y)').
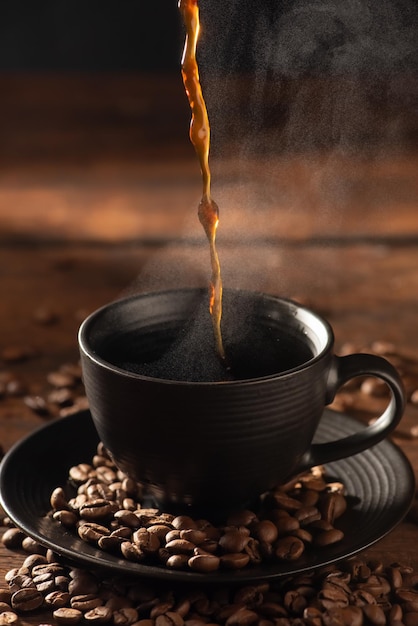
top-left (0, 74), bottom-right (417, 242)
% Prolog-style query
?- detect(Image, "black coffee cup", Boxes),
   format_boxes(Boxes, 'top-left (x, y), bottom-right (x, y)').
top-left (78, 288), bottom-right (405, 515)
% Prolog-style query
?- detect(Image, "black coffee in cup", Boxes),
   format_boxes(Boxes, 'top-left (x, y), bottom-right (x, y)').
top-left (98, 293), bottom-right (315, 382)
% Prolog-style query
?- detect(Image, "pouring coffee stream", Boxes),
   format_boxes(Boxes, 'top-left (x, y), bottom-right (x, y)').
top-left (178, 0), bottom-right (228, 367)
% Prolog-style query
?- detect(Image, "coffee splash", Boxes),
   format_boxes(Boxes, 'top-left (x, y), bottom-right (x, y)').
top-left (178, 0), bottom-right (227, 366)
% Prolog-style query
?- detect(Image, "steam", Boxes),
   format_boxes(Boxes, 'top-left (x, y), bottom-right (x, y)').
top-left (124, 0), bottom-right (417, 357)
top-left (197, 0), bottom-right (418, 157)
top-left (257, 0), bottom-right (417, 77)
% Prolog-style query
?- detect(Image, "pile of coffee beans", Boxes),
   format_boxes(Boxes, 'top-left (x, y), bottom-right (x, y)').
top-left (2, 521), bottom-right (418, 626)
top-left (47, 445), bottom-right (348, 574)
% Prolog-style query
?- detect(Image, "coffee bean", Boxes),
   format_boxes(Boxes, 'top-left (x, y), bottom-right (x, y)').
top-left (47, 370), bottom-right (77, 389)
top-left (114, 511), bottom-right (142, 529)
top-left (179, 529), bottom-right (207, 545)
top-left (165, 539), bottom-right (195, 555)
top-left (11, 587), bottom-right (43, 611)
top-left (166, 554), bottom-right (189, 569)
top-left (53, 607), bottom-right (83, 624)
top-left (84, 605), bottom-right (113, 622)
top-left (219, 529), bottom-right (250, 553)
top-left (320, 493), bottom-right (347, 523)
top-left (273, 492), bottom-right (302, 511)
top-left (252, 520), bottom-right (278, 544)
top-left (44, 590), bottom-right (71, 608)
top-left (404, 614), bottom-right (418, 626)
top-left (1, 529), bottom-right (26, 550)
top-left (225, 608), bottom-right (259, 626)
top-left (362, 604), bottom-right (386, 625)
top-left (69, 464), bottom-right (94, 484)
top-left (155, 612), bottom-right (184, 626)
top-left (68, 571), bottom-right (99, 597)
top-left (21, 536), bottom-right (46, 554)
top-left (48, 388), bottom-right (75, 407)
top-left (188, 554), bottom-right (220, 572)
top-left (0, 612), bottom-right (19, 625)
top-left (172, 517), bottom-right (197, 531)
top-left (77, 523), bottom-right (110, 544)
top-left (314, 528), bottom-right (345, 547)
top-left (294, 506), bottom-right (321, 526)
top-left (132, 529), bottom-right (160, 554)
top-left (275, 536), bottom-right (305, 561)
top-left (23, 394), bottom-right (50, 416)
top-left (220, 553), bottom-right (251, 570)
top-left (70, 594), bottom-right (103, 612)
top-left (79, 499), bottom-right (117, 521)
top-left (112, 607), bottom-right (139, 624)
top-left (226, 510), bottom-right (258, 527)
top-left (53, 510), bottom-right (79, 528)
top-left (121, 541), bottom-right (146, 563)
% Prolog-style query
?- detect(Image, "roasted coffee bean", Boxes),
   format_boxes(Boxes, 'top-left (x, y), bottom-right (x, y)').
top-left (53, 510), bottom-right (79, 528)
top-left (171, 516), bottom-right (197, 531)
top-left (79, 499), bottom-right (117, 521)
top-left (220, 553), bottom-right (251, 570)
top-left (21, 536), bottom-right (45, 554)
top-left (225, 608), bottom-right (259, 626)
top-left (188, 554), bottom-right (220, 572)
top-left (166, 554), bottom-right (190, 569)
top-left (294, 506), bottom-right (321, 526)
top-left (165, 539), bottom-right (195, 555)
top-left (219, 529), bottom-right (250, 553)
top-left (226, 510), bottom-right (258, 527)
top-left (44, 590), bottom-right (71, 608)
top-left (84, 605), bottom-right (113, 622)
top-left (320, 493), bottom-right (347, 523)
top-left (179, 529), bottom-right (207, 545)
top-left (150, 603), bottom-right (175, 619)
top-left (23, 394), bottom-right (50, 416)
top-left (68, 571), bottom-right (99, 597)
top-left (114, 510), bottom-right (142, 529)
top-left (244, 538), bottom-right (262, 564)
top-left (147, 525), bottom-right (172, 541)
top-left (70, 594), bottom-right (103, 612)
top-left (11, 587), bottom-right (43, 611)
top-left (0, 612), bottom-right (19, 625)
top-left (273, 492), bottom-right (302, 511)
top-left (53, 606), bottom-right (83, 624)
top-left (47, 370), bottom-right (77, 389)
top-left (1, 529), bottom-right (25, 550)
top-left (113, 607), bottom-right (139, 624)
top-left (362, 603), bottom-right (386, 625)
top-left (121, 541), bottom-right (146, 562)
top-left (48, 387), bottom-right (75, 407)
top-left (132, 529), bottom-right (160, 553)
top-left (314, 528), bottom-right (345, 547)
top-left (252, 520), bottom-right (278, 544)
top-left (275, 536), bottom-right (305, 561)
top-left (77, 522), bottom-right (110, 543)
top-left (272, 512), bottom-right (300, 534)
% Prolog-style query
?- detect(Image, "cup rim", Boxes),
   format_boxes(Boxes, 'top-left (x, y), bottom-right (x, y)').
top-left (78, 287), bottom-right (334, 387)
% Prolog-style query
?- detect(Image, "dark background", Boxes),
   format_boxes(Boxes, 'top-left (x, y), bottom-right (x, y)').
top-left (0, 0), bottom-right (417, 75)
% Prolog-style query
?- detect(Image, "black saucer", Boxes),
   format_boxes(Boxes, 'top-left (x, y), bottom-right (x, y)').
top-left (0, 409), bottom-right (414, 584)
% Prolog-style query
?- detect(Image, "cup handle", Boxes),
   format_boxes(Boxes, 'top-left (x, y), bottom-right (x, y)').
top-left (299, 353), bottom-right (406, 470)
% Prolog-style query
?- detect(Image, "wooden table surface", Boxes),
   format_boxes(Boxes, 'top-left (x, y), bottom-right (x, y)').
top-left (0, 72), bottom-right (418, 623)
